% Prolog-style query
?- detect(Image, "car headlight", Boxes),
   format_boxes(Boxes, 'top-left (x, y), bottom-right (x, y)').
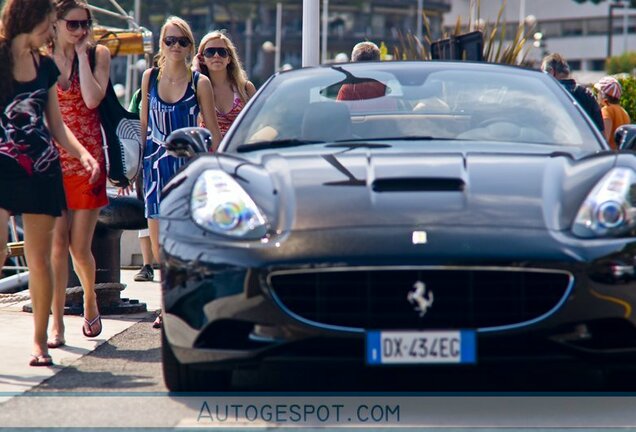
top-left (190, 170), bottom-right (267, 238)
top-left (572, 167), bottom-right (636, 238)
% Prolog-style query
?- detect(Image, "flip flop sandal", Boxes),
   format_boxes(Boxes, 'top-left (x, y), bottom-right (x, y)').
top-left (82, 315), bottom-right (102, 338)
top-left (29, 354), bottom-right (53, 367)
top-left (47, 337), bottom-right (66, 349)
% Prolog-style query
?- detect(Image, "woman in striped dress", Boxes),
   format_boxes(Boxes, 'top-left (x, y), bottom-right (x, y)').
top-left (194, 31), bottom-right (256, 138)
top-left (139, 17), bottom-right (221, 327)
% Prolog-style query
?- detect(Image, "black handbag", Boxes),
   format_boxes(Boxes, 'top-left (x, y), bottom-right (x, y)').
top-left (89, 46), bottom-right (142, 188)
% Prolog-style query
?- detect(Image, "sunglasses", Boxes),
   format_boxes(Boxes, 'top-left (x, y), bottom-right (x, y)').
top-left (62, 19), bottom-right (92, 32)
top-left (202, 47), bottom-right (229, 58)
top-left (163, 36), bottom-right (191, 48)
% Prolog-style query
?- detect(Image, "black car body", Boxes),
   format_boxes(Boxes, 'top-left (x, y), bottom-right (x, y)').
top-left (159, 61), bottom-right (636, 391)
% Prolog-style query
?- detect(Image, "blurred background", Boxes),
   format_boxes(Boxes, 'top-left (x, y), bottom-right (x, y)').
top-left (90, 0), bottom-right (636, 95)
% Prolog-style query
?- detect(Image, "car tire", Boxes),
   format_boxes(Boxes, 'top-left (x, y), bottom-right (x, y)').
top-left (161, 329), bottom-right (232, 392)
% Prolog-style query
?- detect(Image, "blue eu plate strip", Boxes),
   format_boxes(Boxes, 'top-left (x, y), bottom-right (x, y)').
top-left (460, 330), bottom-right (476, 364)
top-left (367, 331), bottom-right (381, 364)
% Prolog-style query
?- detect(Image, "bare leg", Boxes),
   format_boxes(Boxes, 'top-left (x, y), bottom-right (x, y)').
top-left (140, 234), bottom-right (155, 265)
top-left (134, 231), bottom-right (155, 282)
top-left (50, 211), bottom-right (71, 343)
top-left (22, 213), bottom-right (56, 358)
top-left (0, 209), bottom-right (9, 276)
top-left (68, 208), bottom-right (101, 323)
top-left (147, 218), bottom-right (161, 266)
top-left (147, 218), bottom-right (162, 328)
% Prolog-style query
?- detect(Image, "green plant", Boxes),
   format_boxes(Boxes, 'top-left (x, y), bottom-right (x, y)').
top-left (390, 0), bottom-right (535, 65)
top-left (617, 75), bottom-right (636, 122)
top-left (606, 52), bottom-right (636, 75)
top-left (391, 32), bottom-right (429, 61)
top-left (479, 0), bottom-right (535, 65)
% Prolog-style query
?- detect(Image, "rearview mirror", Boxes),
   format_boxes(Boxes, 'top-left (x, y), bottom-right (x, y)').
top-left (616, 124), bottom-right (636, 151)
top-left (164, 127), bottom-right (212, 158)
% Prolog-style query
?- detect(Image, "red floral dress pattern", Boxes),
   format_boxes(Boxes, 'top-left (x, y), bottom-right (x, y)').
top-left (55, 73), bottom-right (105, 175)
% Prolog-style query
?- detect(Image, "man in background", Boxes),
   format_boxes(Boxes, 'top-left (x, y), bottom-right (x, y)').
top-left (337, 41), bottom-right (396, 113)
top-left (541, 53), bottom-right (605, 134)
top-left (350, 41), bottom-right (381, 62)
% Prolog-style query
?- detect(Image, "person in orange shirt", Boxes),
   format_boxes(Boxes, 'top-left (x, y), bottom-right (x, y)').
top-left (594, 76), bottom-right (631, 149)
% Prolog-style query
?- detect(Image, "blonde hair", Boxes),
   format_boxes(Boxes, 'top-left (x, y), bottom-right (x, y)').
top-left (196, 30), bottom-right (250, 103)
top-left (154, 16), bottom-right (195, 71)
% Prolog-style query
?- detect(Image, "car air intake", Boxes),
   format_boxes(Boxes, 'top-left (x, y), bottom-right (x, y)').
top-left (372, 177), bottom-right (465, 192)
top-left (268, 268), bottom-right (571, 331)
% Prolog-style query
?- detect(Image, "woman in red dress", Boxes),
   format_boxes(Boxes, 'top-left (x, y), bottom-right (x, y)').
top-left (48, 0), bottom-right (109, 347)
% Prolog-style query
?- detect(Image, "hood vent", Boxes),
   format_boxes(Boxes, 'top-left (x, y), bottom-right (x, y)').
top-left (372, 177), bottom-right (465, 192)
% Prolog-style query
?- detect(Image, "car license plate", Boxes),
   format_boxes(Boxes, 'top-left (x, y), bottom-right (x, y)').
top-left (366, 330), bottom-right (476, 365)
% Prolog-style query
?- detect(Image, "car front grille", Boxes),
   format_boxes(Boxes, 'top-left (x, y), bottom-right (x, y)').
top-left (268, 268), bottom-right (572, 331)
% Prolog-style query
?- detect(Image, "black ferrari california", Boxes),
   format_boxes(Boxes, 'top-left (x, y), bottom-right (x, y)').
top-left (158, 61), bottom-right (636, 391)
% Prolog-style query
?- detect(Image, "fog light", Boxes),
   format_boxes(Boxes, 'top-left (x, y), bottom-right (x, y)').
top-left (610, 264), bottom-right (635, 279)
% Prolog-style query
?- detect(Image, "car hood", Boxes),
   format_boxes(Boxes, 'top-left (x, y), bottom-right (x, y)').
top-left (251, 151), bottom-right (616, 231)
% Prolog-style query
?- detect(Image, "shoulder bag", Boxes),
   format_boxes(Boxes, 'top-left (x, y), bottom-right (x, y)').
top-left (89, 46), bottom-right (142, 188)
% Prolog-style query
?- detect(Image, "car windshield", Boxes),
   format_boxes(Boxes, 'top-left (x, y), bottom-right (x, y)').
top-left (225, 62), bottom-right (602, 152)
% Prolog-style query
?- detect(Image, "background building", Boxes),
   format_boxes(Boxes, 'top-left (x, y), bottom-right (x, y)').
top-left (218, 0), bottom-right (450, 83)
top-left (94, 0), bottom-right (450, 88)
top-left (444, 0), bottom-right (636, 82)
top-left (96, 0), bottom-right (635, 88)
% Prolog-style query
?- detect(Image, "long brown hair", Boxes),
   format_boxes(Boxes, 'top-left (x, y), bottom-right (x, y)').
top-left (195, 31), bottom-right (250, 104)
top-left (53, 0), bottom-right (91, 21)
top-left (51, 0), bottom-right (93, 76)
top-left (0, 0), bottom-right (55, 106)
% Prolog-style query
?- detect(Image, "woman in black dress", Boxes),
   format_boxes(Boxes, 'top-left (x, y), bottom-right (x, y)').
top-left (0, 0), bottom-right (99, 366)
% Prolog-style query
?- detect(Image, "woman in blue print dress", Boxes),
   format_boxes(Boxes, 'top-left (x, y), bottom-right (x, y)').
top-left (138, 16), bottom-right (221, 327)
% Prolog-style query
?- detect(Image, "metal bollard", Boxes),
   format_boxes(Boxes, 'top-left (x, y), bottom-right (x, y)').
top-left (24, 195), bottom-right (149, 315)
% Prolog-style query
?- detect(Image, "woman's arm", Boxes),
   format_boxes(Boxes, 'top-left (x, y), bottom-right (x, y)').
top-left (603, 118), bottom-right (612, 143)
top-left (45, 87), bottom-right (100, 183)
top-left (196, 74), bottom-right (223, 151)
top-left (140, 68), bottom-right (152, 152)
top-left (245, 81), bottom-right (257, 101)
top-left (76, 42), bottom-right (111, 109)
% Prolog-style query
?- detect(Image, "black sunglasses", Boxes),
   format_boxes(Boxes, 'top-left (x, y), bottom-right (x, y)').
top-left (62, 19), bottom-right (92, 32)
top-left (163, 36), bottom-right (191, 48)
top-left (202, 47), bottom-right (229, 58)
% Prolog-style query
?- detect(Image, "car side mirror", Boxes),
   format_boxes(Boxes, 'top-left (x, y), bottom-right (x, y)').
top-left (164, 127), bottom-right (212, 158)
top-left (616, 124), bottom-right (636, 151)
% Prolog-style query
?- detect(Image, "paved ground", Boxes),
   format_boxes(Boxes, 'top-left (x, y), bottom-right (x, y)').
top-left (0, 269), bottom-right (162, 403)
top-left (3, 271), bottom-right (636, 429)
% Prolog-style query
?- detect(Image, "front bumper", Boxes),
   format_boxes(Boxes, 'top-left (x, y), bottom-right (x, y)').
top-left (160, 225), bottom-right (636, 368)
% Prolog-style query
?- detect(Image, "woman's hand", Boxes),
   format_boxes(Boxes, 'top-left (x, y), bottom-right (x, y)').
top-left (117, 184), bottom-right (135, 196)
top-left (80, 152), bottom-right (100, 184)
top-left (75, 33), bottom-right (90, 57)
